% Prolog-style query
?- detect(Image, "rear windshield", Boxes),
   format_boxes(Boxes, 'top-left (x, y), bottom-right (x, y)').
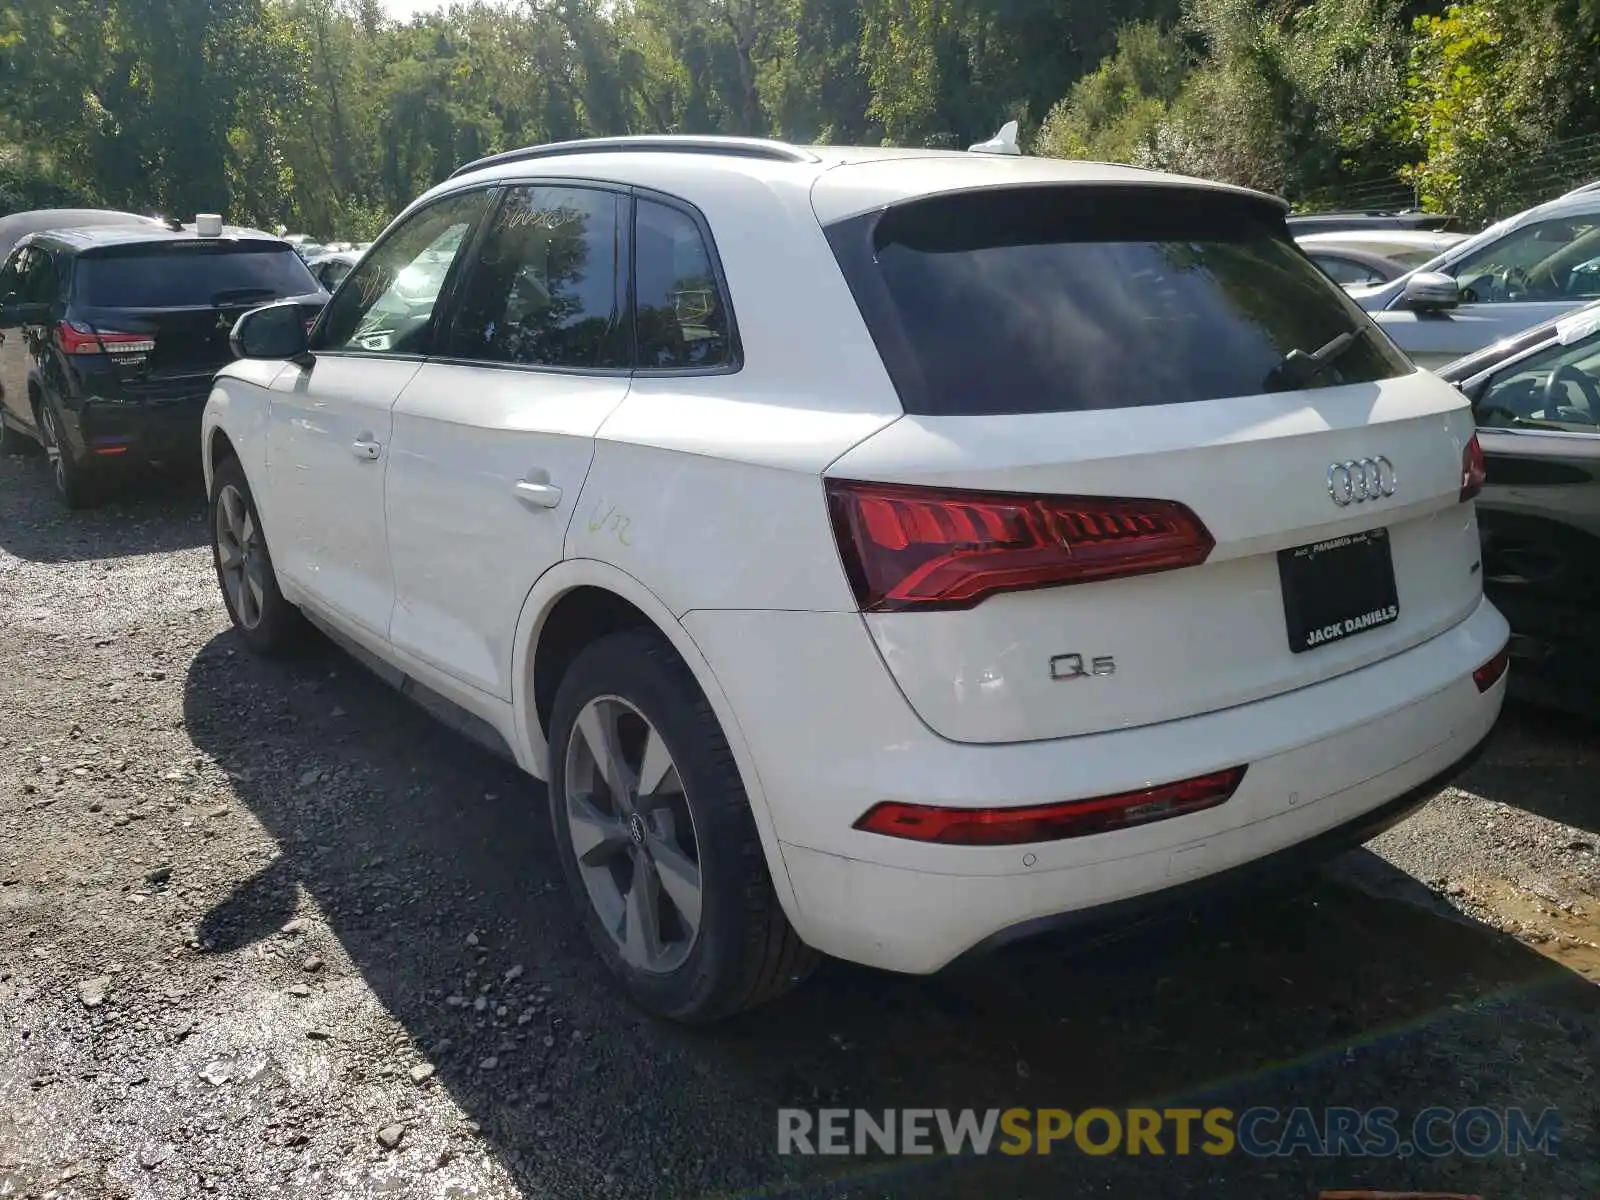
top-left (826, 187), bottom-right (1412, 416)
top-left (73, 244), bottom-right (318, 308)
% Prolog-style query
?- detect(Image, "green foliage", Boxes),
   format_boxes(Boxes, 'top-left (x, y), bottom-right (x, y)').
top-left (3, 0), bottom-right (1599, 233)
top-left (1402, 0), bottom-right (1600, 221)
top-left (1036, 0), bottom-right (1412, 202)
top-left (0, 149), bottom-right (101, 218)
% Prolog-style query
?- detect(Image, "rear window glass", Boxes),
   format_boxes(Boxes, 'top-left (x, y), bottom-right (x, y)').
top-left (827, 188), bottom-right (1412, 416)
top-left (73, 244), bottom-right (318, 308)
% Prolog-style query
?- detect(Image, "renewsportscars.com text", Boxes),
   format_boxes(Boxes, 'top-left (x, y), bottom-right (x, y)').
top-left (777, 1106), bottom-right (1560, 1159)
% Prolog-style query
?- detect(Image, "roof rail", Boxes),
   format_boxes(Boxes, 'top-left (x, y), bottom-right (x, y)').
top-left (449, 136), bottom-right (820, 180)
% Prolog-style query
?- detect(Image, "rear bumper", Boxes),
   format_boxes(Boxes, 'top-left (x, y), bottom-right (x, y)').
top-left (949, 729), bottom-right (1492, 965)
top-left (68, 393), bottom-right (208, 465)
top-left (684, 596), bottom-right (1509, 974)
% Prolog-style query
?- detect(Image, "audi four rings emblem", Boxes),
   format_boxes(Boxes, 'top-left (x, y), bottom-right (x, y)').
top-left (1327, 456), bottom-right (1397, 506)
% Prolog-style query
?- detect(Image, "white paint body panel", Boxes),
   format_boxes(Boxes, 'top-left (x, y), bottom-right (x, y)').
top-left (202, 144), bottom-right (1510, 977)
top-left (265, 356), bottom-right (419, 640)
top-left (687, 598), bottom-right (1506, 972)
top-left (385, 361), bottom-right (627, 699)
top-left (828, 370), bottom-right (1485, 742)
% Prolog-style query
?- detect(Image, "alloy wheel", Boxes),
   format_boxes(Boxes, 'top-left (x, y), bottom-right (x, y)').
top-left (563, 695), bottom-right (703, 974)
top-left (215, 484), bottom-right (268, 630)
top-left (39, 405), bottom-right (64, 490)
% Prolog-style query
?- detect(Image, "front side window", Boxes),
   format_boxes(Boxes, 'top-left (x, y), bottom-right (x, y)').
top-left (445, 185), bottom-right (624, 369)
top-left (827, 186), bottom-right (1411, 416)
top-left (1448, 216), bottom-right (1600, 303)
top-left (635, 199), bottom-right (732, 370)
top-left (316, 189), bottom-right (491, 355)
top-left (1475, 333), bottom-right (1600, 434)
top-left (20, 247), bottom-right (60, 305)
top-left (0, 248), bottom-right (27, 301)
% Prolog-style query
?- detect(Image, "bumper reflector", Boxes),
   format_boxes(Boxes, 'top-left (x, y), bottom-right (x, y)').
top-left (853, 767), bottom-right (1248, 846)
top-left (1472, 642), bottom-right (1510, 693)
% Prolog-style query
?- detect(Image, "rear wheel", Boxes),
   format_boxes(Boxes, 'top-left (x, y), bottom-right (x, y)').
top-left (211, 456), bottom-right (307, 655)
top-left (36, 397), bottom-right (99, 508)
top-left (547, 629), bottom-right (816, 1022)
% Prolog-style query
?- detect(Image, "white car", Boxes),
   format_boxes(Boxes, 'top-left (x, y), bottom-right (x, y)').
top-left (1354, 190), bottom-right (1600, 368)
top-left (203, 136), bottom-right (1510, 1022)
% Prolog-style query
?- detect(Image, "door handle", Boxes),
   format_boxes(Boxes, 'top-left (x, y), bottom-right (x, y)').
top-left (513, 479), bottom-right (563, 508)
top-left (351, 438), bottom-right (381, 461)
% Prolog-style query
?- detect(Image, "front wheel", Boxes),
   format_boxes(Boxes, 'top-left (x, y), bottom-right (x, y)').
top-left (210, 456), bottom-right (307, 655)
top-left (547, 629), bottom-right (817, 1022)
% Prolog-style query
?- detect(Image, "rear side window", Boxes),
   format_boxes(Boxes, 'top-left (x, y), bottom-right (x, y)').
top-left (826, 187), bottom-right (1412, 416)
top-left (73, 244), bottom-right (317, 308)
top-left (635, 199), bottom-right (731, 370)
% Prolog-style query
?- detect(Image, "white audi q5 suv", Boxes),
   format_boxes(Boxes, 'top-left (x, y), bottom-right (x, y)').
top-left (204, 135), bottom-right (1510, 1022)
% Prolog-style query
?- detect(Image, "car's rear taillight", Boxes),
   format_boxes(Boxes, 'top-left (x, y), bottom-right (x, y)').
top-left (825, 479), bottom-right (1214, 612)
top-left (1460, 434), bottom-right (1486, 502)
top-left (853, 767), bottom-right (1247, 845)
top-left (57, 321), bottom-right (156, 357)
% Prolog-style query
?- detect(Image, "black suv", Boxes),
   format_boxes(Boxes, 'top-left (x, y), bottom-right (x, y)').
top-left (0, 220), bottom-right (326, 506)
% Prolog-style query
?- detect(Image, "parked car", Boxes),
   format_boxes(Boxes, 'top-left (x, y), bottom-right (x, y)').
top-left (1438, 302), bottom-right (1600, 716)
top-left (1301, 243), bottom-right (1412, 288)
top-left (1299, 228), bottom-right (1465, 278)
top-left (204, 135), bottom-right (1508, 1022)
top-left (0, 215), bottom-right (327, 506)
top-left (1287, 210), bottom-right (1461, 235)
top-left (1, 209), bottom-right (163, 449)
top-left (306, 249), bottom-right (362, 292)
top-left (1352, 190), bottom-right (1600, 368)
top-left (1, 208), bottom-right (159, 260)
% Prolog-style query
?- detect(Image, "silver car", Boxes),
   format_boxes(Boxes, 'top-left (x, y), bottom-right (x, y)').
top-left (1353, 186), bottom-right (1600, 369)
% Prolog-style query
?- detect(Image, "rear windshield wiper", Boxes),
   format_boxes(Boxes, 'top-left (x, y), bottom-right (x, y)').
top-left (1267, 329), bottom-right (1362, 391)
top-left (211, 287), bottom-right (279, 306)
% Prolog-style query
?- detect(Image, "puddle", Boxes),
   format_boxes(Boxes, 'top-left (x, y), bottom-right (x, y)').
top-left (1457, 876), bottom-right (1600, 982)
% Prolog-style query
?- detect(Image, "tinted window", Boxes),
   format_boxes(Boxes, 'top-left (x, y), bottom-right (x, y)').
top-left (635, 199), bottom-right (731, 369)
top-left (1311, 254), bottom-right (1383, 286)
top-left (827, 187), bottom-right (1412, 416)
top-left (317, 189), bottom-right (490, 355)
top-left (447, 186), bottom-right (623, 369)
top-left (20, 247), bottom-right (61, 304)
top-left (74, 245), bottom-right (316, 308)
top-left (1475, 334), bottom-right (1600, 434)
top-left (0, 249), bottom-right (22, 300)
top-left (318, 259), bottom-right (354, 290)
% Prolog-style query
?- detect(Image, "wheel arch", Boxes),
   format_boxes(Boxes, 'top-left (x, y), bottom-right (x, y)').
top-left (510, 559), bottom-right (801, 924)
top-left (205, 424), bottom-right (239, 494)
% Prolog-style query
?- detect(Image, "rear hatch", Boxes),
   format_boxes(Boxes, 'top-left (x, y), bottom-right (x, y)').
top-left (820, 182), bottom-right (1486, 744)
top-left (67, 239), bottom-right (323, 397)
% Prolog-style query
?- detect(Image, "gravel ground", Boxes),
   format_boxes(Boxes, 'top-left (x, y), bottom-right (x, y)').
top-left (1, 451), bottom-right (1598, 1200)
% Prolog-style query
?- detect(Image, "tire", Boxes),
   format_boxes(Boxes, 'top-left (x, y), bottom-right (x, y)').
top-left (210, 455), bottom-right (308, 655)
top-left (547, 628), bottom-right (817, 1022)
top-left (36, 396), bottom-right (99, 508)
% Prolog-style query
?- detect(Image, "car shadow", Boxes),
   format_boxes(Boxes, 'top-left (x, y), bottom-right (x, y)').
top-left (182, 633), bottom-right (1600, 1198)
top-left (1458, 701), bottom-right (1600, 836)
top-left (0, 454), bottom-right (208, 563)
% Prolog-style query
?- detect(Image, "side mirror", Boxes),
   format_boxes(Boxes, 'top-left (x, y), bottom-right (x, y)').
top-left (1402, 271), bottom-right (1461, 313)
top-left (230, 300), bottom-right (311, 364)
top-left (0, 301), bottom-right (52, 329)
